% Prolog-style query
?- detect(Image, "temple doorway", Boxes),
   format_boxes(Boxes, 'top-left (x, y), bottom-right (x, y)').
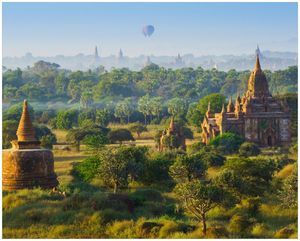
top-left (267, 135), bottom-right (272, 146)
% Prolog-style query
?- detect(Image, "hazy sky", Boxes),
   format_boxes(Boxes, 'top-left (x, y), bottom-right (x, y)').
top-left (3, 2), bottom-right (298, 57)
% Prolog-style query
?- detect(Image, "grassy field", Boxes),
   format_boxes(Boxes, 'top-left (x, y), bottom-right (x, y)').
top-left (52, 124), bottom-right (201, 151)
top-left (2, 125), bottom-right (297, 238)
top-left (2, 146), bottom-right (297, 238)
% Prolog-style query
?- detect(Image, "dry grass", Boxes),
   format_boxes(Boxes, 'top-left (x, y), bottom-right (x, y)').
top-left (275, 163), bottom-right (296, 179)
top-left (52, 129), bottom-right (68, 143)
top-left (207, 167), bottom-right (221, 179)
top-left (53, 150), bottom-right (87, 186)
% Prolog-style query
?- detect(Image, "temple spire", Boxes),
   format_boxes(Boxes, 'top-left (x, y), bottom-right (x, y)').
top-left (227, 96), bottom-right (234, 112)
top-left (254, 54), bottom-right (261, 71)
top-left (221, 104), bottom-right (226, 115)
top-left (16, 100), bottom-right (36, 141)
top-left (169, 116), bottom-right (175, 131)
top-left (206, 102), bottom-right (211, 117)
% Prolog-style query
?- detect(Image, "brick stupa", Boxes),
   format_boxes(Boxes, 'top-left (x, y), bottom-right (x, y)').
top-left (2, 100), bottom-right (58, 190)
top-left (159, 117), bottom-right (186, 151)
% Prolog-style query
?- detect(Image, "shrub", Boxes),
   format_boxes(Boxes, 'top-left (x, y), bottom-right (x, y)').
top-left (89, 192), bottom-right (134, 212)
top-left (73, 156), bottom-right (100, 182)
top-left (142, 201), bottom-right (165, 216)
top-left (129, 189), bottom-right (164, 204)
top-left (236, 197), bottom-right (261, 217)
top-left (49, 210), bottom-right (77, 225)
top-left (3, 188), bottom-right (50, 211)
top-left (207, 206), bottom-right (230, 221)
top-left (108, 128), bottom-right (134, 144)
top-left (275, 157), bottom-right (295, 171)
top-left (274, 225), bottom-right (296, 238)
top-left (250, 223), bottom-right (270, 238)
top-left (40, 134), bottom-right (57, 149)
top-left (289, 142), bottom-right (297, 156)
top-left (129, 123), bottom-right (147, 138)
top-left (141, 152), bottom-right (176, 185)
top-left (100, 208), bottom-right (131, 224)
top-left (62, 191), bottom-right (91, 210)
top-left (206, 226), bottom-right (229, 238)
top-left (239, 142), bottom-right (260, 157)
top-left (200, 152), bottom-right (225, 167)
top-left (209, 132), bottom-right (244, 155)
top-left (136, 219), bottom-right (162, 238)
top-left (228, 214), bottom-right (251, 237)
top-left (187, 142), bottom-right (206, 154)
top-left (158, 220), bottom-right (180, 238)
top-left (79, 211), bottom-right (104, 233)
top-left (106, 220), bottom-right (136, 238)
top-left (169, 153), bottom-right (207, 182)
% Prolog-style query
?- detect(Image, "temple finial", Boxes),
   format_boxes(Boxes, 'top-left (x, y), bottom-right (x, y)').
top-left (16, 100), bottom-right (36, 141)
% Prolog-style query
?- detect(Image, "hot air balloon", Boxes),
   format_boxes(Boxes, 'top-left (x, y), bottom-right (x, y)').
top-left (142, 25), bottom-right (155, 37)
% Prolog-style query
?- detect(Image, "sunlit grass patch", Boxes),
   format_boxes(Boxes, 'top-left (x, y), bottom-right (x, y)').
top-left (276, 163), bottom-right (296, 179)
top-left (259, 203), bottom-right (297, 232)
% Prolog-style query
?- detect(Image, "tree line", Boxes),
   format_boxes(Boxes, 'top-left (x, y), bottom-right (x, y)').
top-left (3, 60), bottom-right (297, 106)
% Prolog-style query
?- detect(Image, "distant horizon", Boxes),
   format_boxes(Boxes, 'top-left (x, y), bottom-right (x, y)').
top-left (3, 2), bottom-right (298, 57)
top-left (3, 46), bottom-right (298, 59)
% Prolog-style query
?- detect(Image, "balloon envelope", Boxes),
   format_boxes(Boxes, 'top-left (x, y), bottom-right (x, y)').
top-left (142, 25), bottom-right (155, 37)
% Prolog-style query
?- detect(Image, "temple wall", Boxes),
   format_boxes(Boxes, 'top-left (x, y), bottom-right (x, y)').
top-left (279, 118), bottom-right (291, 144)
top-left (2, 149), bottom-right (58, 190)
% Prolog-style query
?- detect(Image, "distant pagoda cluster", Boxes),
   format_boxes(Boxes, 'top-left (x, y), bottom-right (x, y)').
top-left (201, 55), bottom-right (291, 147)
top-left (2, 100), bottom-right (58, 190)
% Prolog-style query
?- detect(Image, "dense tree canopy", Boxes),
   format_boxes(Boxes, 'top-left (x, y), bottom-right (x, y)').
top-left (3, 61), bottom-right (297, 107)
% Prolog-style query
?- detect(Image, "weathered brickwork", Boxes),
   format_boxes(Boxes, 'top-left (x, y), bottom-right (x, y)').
top-left (2, 100), bottom-right (58, 190)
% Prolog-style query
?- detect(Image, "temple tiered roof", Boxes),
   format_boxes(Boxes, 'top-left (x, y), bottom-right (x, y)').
top-left (247, 54), bottom-right (270, 98)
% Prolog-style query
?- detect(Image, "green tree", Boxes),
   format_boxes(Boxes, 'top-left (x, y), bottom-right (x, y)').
top-left (149, 96), bottom-right (163, 120)
top-left (114, 98), bottom-right (133, 123)
top-left (40, 134), bottom-right (57, 149)
top-left (169, 154), bottom-right (207, 182)
top-left (78, 109), bottom-right (96, 127)
top-left (66, 125), bottom-right (109, 151)
top-left (209, 132), bottom-right (244, 155)
top-left (196, 93), bottom-right (226, 121)
top-left (97, 147), bottom-right (139, 193)
top-left (141, 151), bottom-right (177, 185)
top-left (3, 102), bottom-right (34, 121)
top-left (239, 142), bottom-right (261, 157)
top-left (2, 120), bottom-right (18, 149)
top-left (56, 109), bottom-right (78, 130)
top-left (167, 97), bottom-right (186, 117)
top-left (83, 134), bottom-right (108, 151)
top-left (80, 91), bottom-right (93, 109)
top-left (138, 94), bottom-right (152, 124)
top-left (198, 149), bottom-right (226, 167)
top-left (186, 102), bottom-right (202, 127)
top-left (108, 129), bottom-right (134, 144)
top-left (95, 108), bottom-right (111, 127)
top-left (67, 79), bottom-right (80, 101)
top-left (174, 180), bottom-right (225, 235)
top-left (129, 122), bottom-right (148, 138)
top-left (278, 167), bottom-right (297, 208)
top-left (215, 157), bottom-right (276, 199)
top-left (116, 146), bottom-right (148, 182)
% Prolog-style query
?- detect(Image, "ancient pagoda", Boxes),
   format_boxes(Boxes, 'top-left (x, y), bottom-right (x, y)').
top-left (159, 117), bottom-right (186, 151)
top-left (201, 54), bottom-right (291, 147)
top-left (2, 100), bottom-right (58, 190)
